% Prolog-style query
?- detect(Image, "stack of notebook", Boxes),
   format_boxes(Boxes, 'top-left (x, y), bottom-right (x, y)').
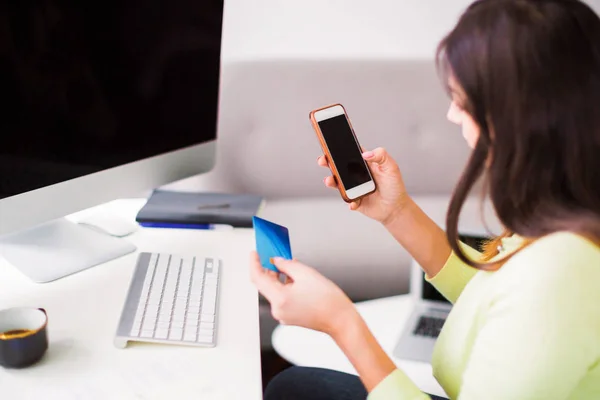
top-left (136, 190), bottom-right (265, 229)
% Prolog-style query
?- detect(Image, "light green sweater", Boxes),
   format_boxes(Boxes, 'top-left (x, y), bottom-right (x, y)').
top-left (369, 232), bottom-right (600, 399)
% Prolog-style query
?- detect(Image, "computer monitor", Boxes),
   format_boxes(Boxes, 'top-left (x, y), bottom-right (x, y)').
top-left (0, 1), bottom-right (224, 282)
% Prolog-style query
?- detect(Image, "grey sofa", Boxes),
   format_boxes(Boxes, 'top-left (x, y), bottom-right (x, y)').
top-left (166, 0), bottom-right (505, 348)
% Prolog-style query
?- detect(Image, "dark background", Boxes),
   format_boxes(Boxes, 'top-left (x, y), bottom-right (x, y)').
top-left (0, 0), bottom-right (223, 198)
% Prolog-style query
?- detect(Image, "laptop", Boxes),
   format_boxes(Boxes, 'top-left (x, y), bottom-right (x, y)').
top-left (393, 234), bottom-right (488, 363)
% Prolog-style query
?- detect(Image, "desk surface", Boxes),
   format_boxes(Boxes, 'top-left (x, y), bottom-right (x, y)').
top-left (272, 295), bottom-right (447, 398)
top-left (0, 199), bottom-right (262, 400)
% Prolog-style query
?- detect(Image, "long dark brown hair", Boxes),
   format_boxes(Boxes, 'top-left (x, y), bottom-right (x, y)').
top-left (437, 0), bottom-right (600, 270)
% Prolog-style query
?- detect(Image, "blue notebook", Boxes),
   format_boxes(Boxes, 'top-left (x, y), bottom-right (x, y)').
top-left (252, 216), bottom-right (293, 272)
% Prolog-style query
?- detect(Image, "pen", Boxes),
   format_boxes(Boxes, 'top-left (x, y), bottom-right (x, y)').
top-left (138, 222), bottom-right (234, 230)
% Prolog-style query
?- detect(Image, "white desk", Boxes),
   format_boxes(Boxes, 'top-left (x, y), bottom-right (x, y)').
top-left (272, 295), bottom-right (448, 398)
top-left (0, 199), bottom-right (262, 400)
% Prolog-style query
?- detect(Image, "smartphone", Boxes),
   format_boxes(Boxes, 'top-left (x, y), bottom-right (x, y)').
top-left (309, 104), bottom-right (376, 202)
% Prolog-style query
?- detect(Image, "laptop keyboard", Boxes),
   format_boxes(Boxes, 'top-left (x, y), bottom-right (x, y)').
top-left (413, 315), bottom-right (446, 338)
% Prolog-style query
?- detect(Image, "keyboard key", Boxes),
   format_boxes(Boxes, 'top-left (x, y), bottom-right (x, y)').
top-left (201, 298), bottom-right (217, 315)
top-left (148, 253), bottom-right (158, 267)
top-left (146, 305), bottom-right (160, 315)
top-left (140, 330), bottom-right (154, 338)
top-left (171, 314), bottom-right (186, 323)
top-left (205, 277), bottom-right (218, 287)
top-left (193, 258), bottom-right (205, 275)
top-left (133, 308), bottom-right (145, 321)
top-left (163, 289), bottom-right (177, 303)
top-left (206, 271), bottom-right (218, 280)
top-left (177, 281), bottom-right (191, 293)
top-left (200, 314), bottom-right (215, 323)
top-left (159, 303), bottom-right (174, 313)
top-left (203, 286), bottom-right (217, 296)
top-left (196, 335), bottom-right (213, 344)
top-left (169, 256), bottom-right (182, 270)
top-left (147, 293), bottom-right (162, 306)
top-left (207, 261), bottom-right (219, 274)
top-left (169, 328), bottom-right (183, 341)
top-left (180, 266), bottom-right (192, 278)
top-left (191, 280), bottom-right (204, 293)
top-left (155, 329), bottom-right (169, 340)
top-left (190, 288), bottom-right (203, 301)
top-left (184, 330), bottom-right (198, 342)
top-left (130, 326), bottom-right (141, 337)
top-left (142, 324), bottom-right (157, 333)
top-left (177, 291), bottom-right (191, 300)
top-left (156, 322), bottom-right (171, 330)
top-left (171, 321), bottom-right (185, 329)
top-left (200, 322), bottom-right (215, 331)
top-left (143, 314), bottom-right (158, 323)
top-left (181, 258), bottom-right (193, 273)
top-left (199, 328), bottom-right (213, 337)
top-left (413, 316), bottom-right (446, 338)
top-left (185, 319), bottom-right (200, 329)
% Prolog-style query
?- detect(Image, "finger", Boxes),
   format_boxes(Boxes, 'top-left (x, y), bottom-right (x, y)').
top-left (249, 252), bottom-right (283, 300)
top-left (349, 199), bottom-right (361, 211)
top-left (265, 269), bottom-right (279, 279)
top-left (317, 155), bottom-right (329, 167)
top-left (362, 147), bottom-right (393, 171)
top-left (271, 257), bottom-right (304, 278)
top-left (324, 175), bottom-right (338, 188)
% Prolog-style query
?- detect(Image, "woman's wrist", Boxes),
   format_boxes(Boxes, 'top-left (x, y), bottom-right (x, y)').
top-left (382, 195), bottom-right (416, 228)
top-left (327, 305), bottom-right (362, 343)
top-left (329, 305), bottom-right (398, 392)
top-left (380, 194), bottom-right (452, 278)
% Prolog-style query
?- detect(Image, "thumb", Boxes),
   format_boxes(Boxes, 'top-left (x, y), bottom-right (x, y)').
top-left (271, 257), bottom-right (304, 277)
top-left (362, 147), bottom-right (395, 172)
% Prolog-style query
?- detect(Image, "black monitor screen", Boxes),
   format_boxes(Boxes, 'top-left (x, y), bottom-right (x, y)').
top-left (0, 1), bottom-right (223, 199)
top-left (422, 234), bottom-right (489, 303)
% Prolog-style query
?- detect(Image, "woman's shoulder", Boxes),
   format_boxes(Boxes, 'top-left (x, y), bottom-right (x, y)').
top-left (515, 231), bottom-right (599, 263)
top-left (501, 231), bottom-right (600, 293)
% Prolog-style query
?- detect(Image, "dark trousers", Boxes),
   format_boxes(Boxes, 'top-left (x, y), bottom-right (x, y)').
top-left (264, 366), bottom-right (448, 400)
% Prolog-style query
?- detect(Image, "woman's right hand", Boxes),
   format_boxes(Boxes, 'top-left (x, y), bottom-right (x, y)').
top-left (317, 147), bottom-right (410, 225)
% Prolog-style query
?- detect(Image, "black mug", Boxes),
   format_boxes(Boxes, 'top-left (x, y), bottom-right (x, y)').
top-left (0, 307), bottom-right (49, 368)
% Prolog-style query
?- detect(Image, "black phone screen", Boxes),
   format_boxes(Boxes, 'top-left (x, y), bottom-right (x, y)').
top-left (318, 115), bottom-right (371, 189)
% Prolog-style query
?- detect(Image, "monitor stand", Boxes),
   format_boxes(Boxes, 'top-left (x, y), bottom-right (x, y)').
top-left (0, 219), bottom-right (137, 283)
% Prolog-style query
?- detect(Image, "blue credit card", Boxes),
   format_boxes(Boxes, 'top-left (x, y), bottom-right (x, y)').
top-left (252, 216), bottom-right (292, 272)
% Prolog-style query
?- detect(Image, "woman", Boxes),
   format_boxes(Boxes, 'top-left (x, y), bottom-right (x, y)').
top-left (250, 0), bottom-right (600, 398)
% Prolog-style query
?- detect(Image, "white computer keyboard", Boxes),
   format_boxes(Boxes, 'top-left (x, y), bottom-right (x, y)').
top-left (114, 252), bottom-right (221, 348)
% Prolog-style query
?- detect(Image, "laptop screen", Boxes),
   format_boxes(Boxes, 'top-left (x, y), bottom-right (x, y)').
top-left (421, 234), bottom-right (489, 303)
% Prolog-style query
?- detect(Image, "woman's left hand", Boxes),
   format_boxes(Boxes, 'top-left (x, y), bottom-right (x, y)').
top-left (249, 252), bottom-right (357, 337)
